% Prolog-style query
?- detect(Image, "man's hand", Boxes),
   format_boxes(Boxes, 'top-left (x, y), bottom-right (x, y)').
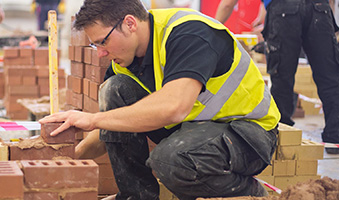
top-left (39, 110), bottom-right (96, 136)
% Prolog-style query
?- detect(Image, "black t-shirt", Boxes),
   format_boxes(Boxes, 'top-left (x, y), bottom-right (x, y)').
top-left (104, 13), bottom-right (234, 92)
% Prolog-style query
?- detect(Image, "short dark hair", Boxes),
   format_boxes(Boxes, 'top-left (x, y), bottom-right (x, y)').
top-left (74, 0), bottom-right (149, 31)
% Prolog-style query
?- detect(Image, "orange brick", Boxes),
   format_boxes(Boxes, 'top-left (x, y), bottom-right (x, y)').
top-left (7, 86), bottom-right (39, 96)
top-left (74, 46), bottom-right (84, 62)
top-left (71, 61), bottom-right (85, 78)
top-left (3, 46), bottom-right (19, 58)
top-left (89, 81), bottom-right (99, 100)
top-left (20, 47), bottom-right (34, 57)
top-left (23, 76), bottom-right (37, 85)
top-left (83, 78), bottom-right (90, 96)
top-left (72, 76), bottom-right (83, 94)
top-left (69, 45), bottom-right (75, 61)
top-left (0, 161), bottom-right (24, 199)
top-left (21, 160), bottom-right (98, 188)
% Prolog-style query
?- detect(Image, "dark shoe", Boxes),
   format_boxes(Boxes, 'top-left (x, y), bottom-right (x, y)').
top-left (324, 142), bottom-right (339, 154)
top-left (325, 147), bottom-right (339, 154)
top-left (251, 179), bottom-right (268, 197)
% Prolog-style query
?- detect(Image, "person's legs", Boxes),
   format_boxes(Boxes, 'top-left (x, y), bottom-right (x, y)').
top-left (147, 121), bottom-right (271, 200)
top-left (99, 74), bottom-right (172, 200)
top-left (302, 0), bottom-right (339, 144)
top-left (38, 3), bottom-right (59, 30)
top-left (263, 0), bottom-right (303, 126)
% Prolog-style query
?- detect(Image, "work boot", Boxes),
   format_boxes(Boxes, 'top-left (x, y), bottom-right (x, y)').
top-left (325, 145), bottom-right (339, 154)
top-left (251, 179), bottom-right (268, 197)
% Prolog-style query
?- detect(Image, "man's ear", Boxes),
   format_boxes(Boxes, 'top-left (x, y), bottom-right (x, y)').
top-left (124, 15), bottom-right (138, 32)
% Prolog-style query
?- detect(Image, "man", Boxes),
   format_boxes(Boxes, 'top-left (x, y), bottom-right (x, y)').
top-left (39, 0), bottom-right (281, 199)
top-left (32, 0), bottom-right (62, 30)
top-left (215, 0), bottom-right (266, 41)
top-left (261, 0), bottom-right (339, 153)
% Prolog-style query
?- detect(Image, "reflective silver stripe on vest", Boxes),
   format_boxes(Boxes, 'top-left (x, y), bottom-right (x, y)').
top-left (195, 41), bottom-right (251, 120)
top-left (161, 10), bottom-right (271, 120)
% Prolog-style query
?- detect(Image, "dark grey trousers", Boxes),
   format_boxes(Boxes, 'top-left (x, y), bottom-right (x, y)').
top-left (99, 74), bottom-right (277, 200)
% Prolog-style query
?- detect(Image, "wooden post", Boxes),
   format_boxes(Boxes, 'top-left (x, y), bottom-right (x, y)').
top-left (48, 10), bottom-right (59, 114)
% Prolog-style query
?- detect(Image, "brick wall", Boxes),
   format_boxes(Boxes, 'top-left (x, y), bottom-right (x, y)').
top-left (3, 46), bottom-right (66, 120)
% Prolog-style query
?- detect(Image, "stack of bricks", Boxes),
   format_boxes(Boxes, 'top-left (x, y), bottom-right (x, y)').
top-left (9, 123), bottom-right (77, 160)
top-left (3, 46), bottom-right (66, 120)
top-left (256, 123), bottom-right (324, 195)
top-left (66, 16), bottom-right (111, 112)
top-left (0, 160), bottom-right (98, 200)
top-left (67, 16), bottom-right (113, 197)
top-left (0, 122), bottom-right (99, 199)
top-left (22, 160), bottom-right (98, 200)
top-left (0, 161), bottom-right (24, 200)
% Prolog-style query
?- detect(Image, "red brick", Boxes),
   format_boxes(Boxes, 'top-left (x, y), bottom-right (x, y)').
top-left (39, 85), bottom-right (49, 96)
top-left (72, 92), bottom-right (83, 109)
top-left (4, 101), bottom-right (25, 112)
top-left (20, 47), bottom-right (34, 57)
top-left (0, 70), bottom-right (4, 84)
top-left (0, 86), bottom-right (4, 99)
top-left (0, 161), bottom-right (24, 199)
top-left (21, 160), bottom-right (98, 188)
top-left (64, 191), bottom-right (98, 200)
top-left (67, 75), bottom-right (73, 90)
top-left (98, 177), bottom-right (118, 195)
top-left (5, 75), bottom-right (22, 85)
top-left (89, 81), bottom-right (99, 100)
top-left (4, 57), bottom-right (22, 66)
top-left (7, 86), bottom-right (39, 96)
top-left (41, 122), bottom-right (77, 144)
top-left (3, 46), bottom-right (19, 58)
top-left (69, 45), bottom-right (75, 61)
top-left (5, 66), bottom-right (37, 76)
top-left (84, 47), bottom-right (92, 64)
top-left (72, 76), bottom-right (83, 94)
top-left (66, 89), bottom-right (73, 105)
top-left (98, 163), bottom-right (114, 178)
top-left (74, 46), bottom-right (84, 63)
top-left (37, 66), bottom-right (65, 78)
top-left (24, 192), bottom-right (58, 200)
top-left (37, 77), bottom-right (49, 86)
top-left (70, 61), bottom-right (85, 78)
top-left (6, 111), bottom-right (29, 120)
top-left (83, 95), bottom-right (91, 112)
top-left (83, 78), bottom-right (90, 96)
top-left (34, 47), bottom-right (49, 66)
top-left (85, 64), bottom-right (92, 80)
top-left (9, 138), bottom-right (75, 160)
top-left (75, 131), bottom-right (84, 140)
top-left (83, 96), bottom-right (99, 113)
top-left (23, 76), bottom-right (37, 86)
top-left (21, 67), bottom-right (37, 76)
top-left (19, 56), bottom-right (34, 66)
top-left (91, 65), bottom-right (107, 84)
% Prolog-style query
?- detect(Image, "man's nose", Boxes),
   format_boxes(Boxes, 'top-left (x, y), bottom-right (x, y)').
top-left (97, 47), bottom-right (109, 58)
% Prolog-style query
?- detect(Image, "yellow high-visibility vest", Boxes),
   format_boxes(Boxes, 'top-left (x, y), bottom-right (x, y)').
top-left (112, 8), bottom-right (280, 131)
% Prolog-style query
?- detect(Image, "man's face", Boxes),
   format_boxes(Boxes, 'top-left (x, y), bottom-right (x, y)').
top-left (84, 19), bottom-right (138, 68)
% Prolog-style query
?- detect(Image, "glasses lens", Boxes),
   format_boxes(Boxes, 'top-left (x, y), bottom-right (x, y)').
top-left (89, 43), bottom-right (98, 49)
